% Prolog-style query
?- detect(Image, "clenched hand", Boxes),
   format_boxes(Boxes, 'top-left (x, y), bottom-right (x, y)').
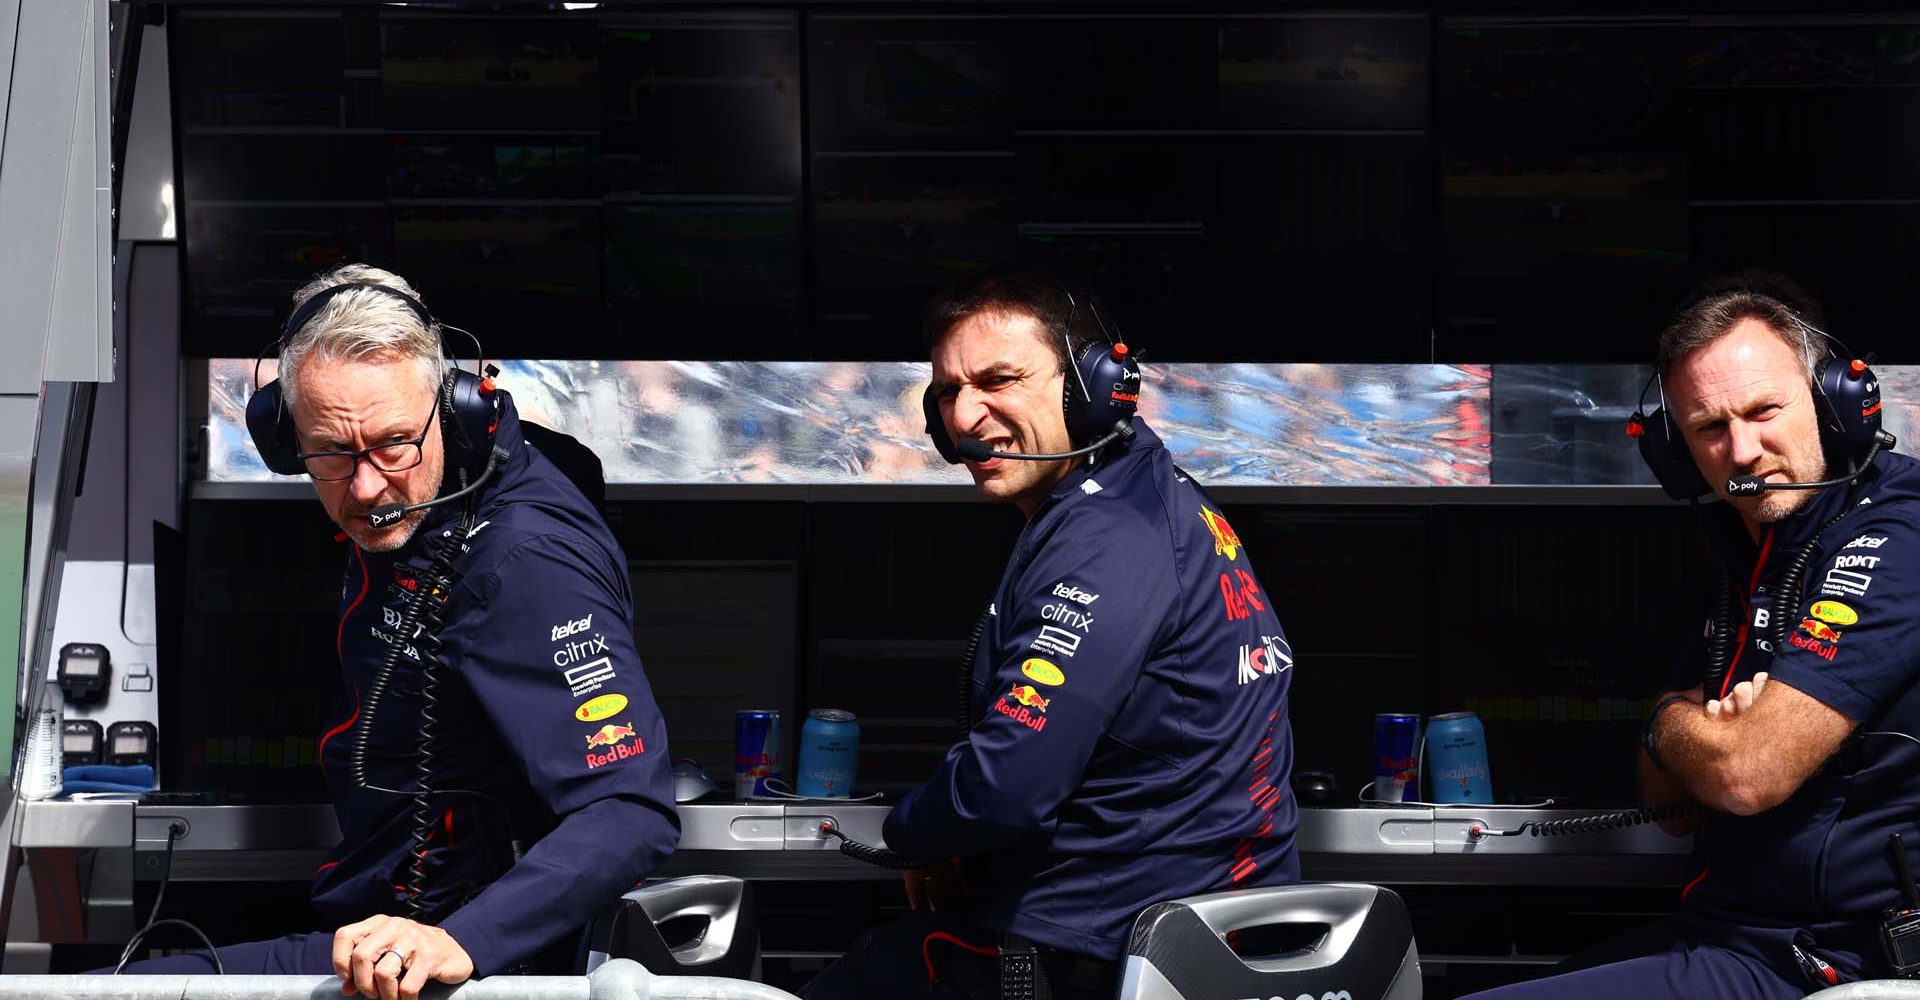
top-left (333, 914), bottom-right (475, 1000)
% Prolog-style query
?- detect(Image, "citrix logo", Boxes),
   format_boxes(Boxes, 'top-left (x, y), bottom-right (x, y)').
top-left (553, 633), bottom-right (611, 667)
top-left (1041, 602), bottom-right (1094, 632)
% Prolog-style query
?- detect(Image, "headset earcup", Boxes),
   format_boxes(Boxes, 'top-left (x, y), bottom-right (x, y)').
top-left (922, 384), bottom-right (962, 464)
top-left (1064, 341), bottom-right (1141, 444)
top-left (439, 368), bottom-right (500, 473)
top-left (1813, 357), bottom-right (1883, 468)
top-left (1635, 407), bottom-right (1712, 500)
top-left (244, 379), bottom-right (307, 476)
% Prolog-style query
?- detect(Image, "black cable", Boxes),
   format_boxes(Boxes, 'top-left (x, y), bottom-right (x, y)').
top-left (112, 824), bottom-right (223, 975)
top-left (956, 604), bottom-right (990, 739)
top-left (405, 556), bottom-right (456, 916)
top-left (349, 515), bottom-right (466, 798)
top-left (1706, 562), bottom-right (1732, 695)
top-left (1685, 496), bottom-right (1738, 697)
top-left (348, 512), bottom-right (508, 919)
top-left (112, 921), bottom-right (225, 976)
top-left (819, 825), bottom-right (941, 871)
top-left (1507, 800), bottom-right (1702, 838)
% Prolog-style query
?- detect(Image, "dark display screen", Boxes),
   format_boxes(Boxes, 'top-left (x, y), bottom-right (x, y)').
top-left (174, 8), bottom-right (1920, 364)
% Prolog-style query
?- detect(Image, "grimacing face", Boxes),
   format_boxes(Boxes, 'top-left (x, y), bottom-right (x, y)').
top-left (289, 355), bottom-right (446, 552)
top-left (1666, 317), bottom-right (1828, 536)
top-left (929, 310), bottom-right (1078, 517)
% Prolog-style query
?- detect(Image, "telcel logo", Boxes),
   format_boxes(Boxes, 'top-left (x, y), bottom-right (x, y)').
top-left (1051, 583), bottom-right (1099, 605)
top-left (551, 614), bottom-right (593, 642)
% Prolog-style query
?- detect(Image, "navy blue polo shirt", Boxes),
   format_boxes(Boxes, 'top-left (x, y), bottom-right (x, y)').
top-left (315, 395), bottom-right (680, 975)
top-left (1671, 450), bottom-right (1920, 979)
top-left (884, 420), bottom-right (1300, 961)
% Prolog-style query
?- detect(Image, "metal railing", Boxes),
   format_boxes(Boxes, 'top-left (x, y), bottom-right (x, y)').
top-left (0, 958), bottom-right (802, 1000)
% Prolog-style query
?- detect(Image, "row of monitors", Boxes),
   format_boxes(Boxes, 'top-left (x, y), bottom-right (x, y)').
top-left (178, 11), bottom-right (1920, 143)
top-left (182, 193), bottom-right (1920, 362)
top-left (172, 9), bottom-right (1920, 360)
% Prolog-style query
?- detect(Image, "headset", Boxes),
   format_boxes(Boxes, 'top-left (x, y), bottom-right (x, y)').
top-left (244, 282), bottom-right (500, 485)
top-left (922, 287), bottom-right (1142, 465)
top-left (1626, 300), bottom-right (1890, 501)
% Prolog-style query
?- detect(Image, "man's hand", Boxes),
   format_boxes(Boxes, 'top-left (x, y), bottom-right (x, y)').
top-left (1705, 671), bottom-right (1768, 720)
top-left (1654, 674), bottom-right (1852, 815)
top-left (902, 860), bottom-right (968, 912)
top-left (332, 914), bottom-right (475, 1000)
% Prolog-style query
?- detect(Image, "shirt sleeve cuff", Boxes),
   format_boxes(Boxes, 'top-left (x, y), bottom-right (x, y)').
top-left (437, 910), bottom-right (509, 978)
top-left (1768, 661), bottom-right (1876, 722)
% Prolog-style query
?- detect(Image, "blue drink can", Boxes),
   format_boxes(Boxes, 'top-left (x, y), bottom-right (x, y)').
top-left (1427, 711), bottom-right (1493, 804)
top-left (796, 709), bottom-right (860, 798)
top-left (1373, 712), bottom-right (1422, 803)
top-left (734, 709), bottom-right (783, 801)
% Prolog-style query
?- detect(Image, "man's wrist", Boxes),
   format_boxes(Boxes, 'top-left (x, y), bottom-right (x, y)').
top-left (1641, 694), bottom-right (1693, 772)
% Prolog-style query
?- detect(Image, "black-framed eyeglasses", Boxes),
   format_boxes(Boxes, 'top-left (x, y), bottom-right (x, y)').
top-left (295, 404), bottom-right (438, 482)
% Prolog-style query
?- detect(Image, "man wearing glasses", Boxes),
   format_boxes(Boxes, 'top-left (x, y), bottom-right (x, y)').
top-left (118, 266), bottom-right (680, 1000)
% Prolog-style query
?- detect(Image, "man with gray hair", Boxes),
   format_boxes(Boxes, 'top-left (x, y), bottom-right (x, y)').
top-left (119, 265), bottom-right (681, 1000)
top-left (1464, 274), bottom-right (1920, 998)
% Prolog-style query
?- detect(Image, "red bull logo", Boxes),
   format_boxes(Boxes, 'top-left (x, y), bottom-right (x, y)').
top-left (1799, 618), bottom-right (1842, 643)
top-left (1791, 619), bottom-right (1841, 662)
top-left (583, 721), bottom-right (646, 768)
top-left (1219, 569), bottom-right (1266, 622)
top-left (584, 721), bottom-right (638, 749)
top-left (1007, 684), bottom-right (1050, 713)
top-left (585, 740), bottom-right (646, 769)
top-left (1199, 507), bottom-right (1241, 561)
top-left (994, 694), bottom-right (1047, 733)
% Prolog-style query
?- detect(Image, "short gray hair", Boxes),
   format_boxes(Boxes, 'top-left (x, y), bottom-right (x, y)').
top-left (1657, 274), bottom-right (1829, 384)
top-left (279, 264), bottom-right (443, 410)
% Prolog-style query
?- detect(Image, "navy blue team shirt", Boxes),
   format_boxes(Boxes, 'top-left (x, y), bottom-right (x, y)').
top-left (1671, 449), bottom-right (1920, 980)
top-left (884, 420), bottom-right (1301, 961)
top-left (316, 393), bottom-right (680, 975)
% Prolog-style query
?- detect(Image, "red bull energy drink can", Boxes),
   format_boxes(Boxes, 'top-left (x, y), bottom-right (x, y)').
top-left (1373, 712), bottom-right (1422, 803)
top-left (796, 709), bottom-right (860, 798)
top-left (1427, 711), bottom-right (1492, 804)
top-left (734, 709), bottom-right (783, 800)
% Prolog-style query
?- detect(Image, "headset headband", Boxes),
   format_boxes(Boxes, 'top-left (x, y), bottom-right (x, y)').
top-left (281, 282), bottom-right (438, 348)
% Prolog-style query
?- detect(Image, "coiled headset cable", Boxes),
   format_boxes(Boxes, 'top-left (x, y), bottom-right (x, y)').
top-left (348, 504), bottom-right (512, 917)
top-left (955, 604), bottom-right (990, 739)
